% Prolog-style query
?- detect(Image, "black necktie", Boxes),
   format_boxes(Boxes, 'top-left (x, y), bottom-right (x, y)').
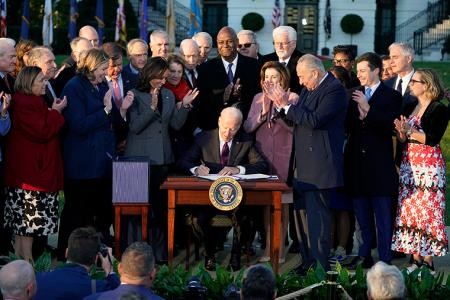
top-left (189, 69), bottom-right (197, 88)
top-left (396, 78), bottom-right (403, 94)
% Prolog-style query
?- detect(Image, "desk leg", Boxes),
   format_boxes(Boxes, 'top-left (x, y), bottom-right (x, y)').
top-left (168, 189), bottom-right (176, 268)
top-left (271, 191), bottom-right (282, 274)
top-left (114, 206), bottom-right (121, 258)
top-left (142, 206), bottom-right (148, 242)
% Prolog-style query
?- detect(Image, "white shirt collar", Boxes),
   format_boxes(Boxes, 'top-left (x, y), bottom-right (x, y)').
top-left (129, 63), bottom-right (139, 74)
top-left (396, 69), bottom-right (414, 95)
top-left (221, 55), bottom-right (238, 77)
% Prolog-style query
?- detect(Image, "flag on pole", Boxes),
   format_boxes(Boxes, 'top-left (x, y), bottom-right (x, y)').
top-left (115, 0), bottom-right (127, 47)
top-left (139, 0), bottom-right (148, 42)
top-left (95, 0), bottom-right (104, 46)
top-left (68, 0), bottom-right (78, 41)
top-left (43, 0), bottom-right (53, 46)
top-left (0, 0), bottom-right (6, 38)
top-left (189, 0), bottom-right (202, 37)
top-left (166, 0), bottom-right (175, 52)
top-left (324, 0), bottom-right (331, 39)
top-left (272, 0), bottom-right (281, 28)
top-left (20, 0), bottom-right (30, 39)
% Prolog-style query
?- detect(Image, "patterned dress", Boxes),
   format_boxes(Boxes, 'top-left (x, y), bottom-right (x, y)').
top-left (391, 115), bottom-right (448, 256)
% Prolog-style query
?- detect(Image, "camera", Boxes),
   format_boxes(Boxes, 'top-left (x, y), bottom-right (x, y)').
top-left (99, 243), bottom-right (109, 258)
top-left (224, 283), bottom-right (240, 300)
top-left (184, 276), bottom-right (207, 300)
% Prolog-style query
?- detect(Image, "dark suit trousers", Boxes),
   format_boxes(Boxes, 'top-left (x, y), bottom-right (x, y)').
top-left (352, 196), bottom-right (393, 263)
top-left (293, 183), bottom-right (332, 271)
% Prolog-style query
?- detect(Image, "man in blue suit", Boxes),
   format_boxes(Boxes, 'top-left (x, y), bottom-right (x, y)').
top-left (84, 242), bottom-right (163, 300)
top-left (346, 53), bottom-right (402, 268)
top-left (272, 54), bottom-right (348, 272)
top-left (35, 227), bottom-right (119, 300)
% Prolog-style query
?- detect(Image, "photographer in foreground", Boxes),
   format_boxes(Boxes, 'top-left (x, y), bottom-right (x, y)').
top-left (35, 227), bottom-right (119, 300)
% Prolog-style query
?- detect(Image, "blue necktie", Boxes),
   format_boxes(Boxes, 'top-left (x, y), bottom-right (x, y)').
top-left (227, 63), bottom-right (234, 83)
top-left (365, 87), bottom-right (372, 101)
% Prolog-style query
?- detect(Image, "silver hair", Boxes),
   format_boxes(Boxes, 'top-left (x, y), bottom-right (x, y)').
top-left (273, 26), bottom-right (297, 42)
top-left (366, 262), bottom-right (406, 300)
top-left (70, 37), bottom-right (90, 52)
top-left (0, 260), bottom-right (35, 299)
top-left (0, 38), bottom-right (16, 57)
top-left (389, 42), bottom-right (415, 59)
top-left (127, 38), bottom-right (147, 55)
top-left (238, 30), bottom-right (257, 43)
top-left (192, 32), bottom-right (213, 46)
top-left (150, 30), bottom-right (168, 44)
top-left (27, 46), bottom-right (53, 67)
top-left (297, 54), bottom-right (325, 73)
top-left (221, 106), bottom-right (243, 124)
top-left (179, 39), bottom-right (199, 55)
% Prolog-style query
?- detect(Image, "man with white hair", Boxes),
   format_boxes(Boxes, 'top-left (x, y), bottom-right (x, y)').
top-left (261, 26), bottom-right (304, 94)
top-left (192, 31), bottom-right (212, 64)
top-left (179, 39), bottom-right (199, 89)
top-left (124, 38), bottom-right (149, 75)
top-left (237, 30), bottom-right (261, 60)
top-left (0, 260), bottom-right (36, 300)
top-left (0, 38), bottom-right (15, 256)
top-left (366, 262), bottom-right (406, 300)
top-left (385, 42), bottom-right (417, 109)
top-left (178, 107), bottom-right (267, 271)
top-left (79, 25), bottom-right (100, 48)
top-left (149, 30), bottom-right (169, 59)
top-left (272, 54), bottom-right (348, 273)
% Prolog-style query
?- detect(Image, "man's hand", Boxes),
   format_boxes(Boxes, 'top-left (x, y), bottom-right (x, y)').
top-left (223, 83), bottom-right (233, 104)
top-left (218, 166), bottom-right (240, 176)
top-left (232, 78), bottom-right (241, 98)
top-left (98, 247), bottom-right (114, 274)
top-left (195, 164), bottom-right (210, 175)
top-left (352, 90), bottom-right (370, 120)
top-left (0, 91), bottom-right (11, 117)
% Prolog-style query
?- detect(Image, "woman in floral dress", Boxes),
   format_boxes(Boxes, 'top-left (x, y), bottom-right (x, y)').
top-left (391, 68), bottom-right (449, 274)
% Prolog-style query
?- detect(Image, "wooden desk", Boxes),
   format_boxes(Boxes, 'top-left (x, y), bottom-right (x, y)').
top-left (160, 177), bottom-right (289, 273)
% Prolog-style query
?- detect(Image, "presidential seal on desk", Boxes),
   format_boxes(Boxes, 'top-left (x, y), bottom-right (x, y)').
top-left (209, 177), bottom-right (243, 211)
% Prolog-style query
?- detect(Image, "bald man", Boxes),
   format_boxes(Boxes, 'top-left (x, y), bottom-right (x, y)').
top-left (0, 260), bottom-right (36, 300)
top-left (179, 39), bottom-right (199, 89)
top-left (177, 107), bottom-right (267, 271)
top-left (79, 25), bottom-right (100, 48)
top-left (196, 26), bottom-right (259, 131)
top-left (192, 32), bottom-right (212, 64)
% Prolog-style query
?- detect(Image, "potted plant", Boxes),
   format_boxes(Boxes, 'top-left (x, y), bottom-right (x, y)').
top-left (340, 13), bottom-right (364, 55)
top-left (241, 12), bottom-right (265, 32)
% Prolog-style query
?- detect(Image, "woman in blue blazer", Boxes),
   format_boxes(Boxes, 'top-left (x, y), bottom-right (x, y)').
top-left (57, 48), bottom-right (116, 260)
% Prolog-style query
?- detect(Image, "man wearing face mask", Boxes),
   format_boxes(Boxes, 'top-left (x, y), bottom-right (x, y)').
top-left (261, 26), bottom-right (304, 95)
top-left (196, 26), bottom-right (259, 131)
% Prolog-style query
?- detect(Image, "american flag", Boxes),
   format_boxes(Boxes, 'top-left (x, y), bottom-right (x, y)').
top-left (115, 0), bottom-right (127, 47)
top-left (272, 0), bottom-right (281, 28)
top-left (0, 0), bottom-right (6, 37)
top-left (324, 0), bottom-right (331, 39)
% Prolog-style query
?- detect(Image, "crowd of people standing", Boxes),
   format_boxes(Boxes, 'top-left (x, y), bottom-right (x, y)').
top-left (0, 22), bottom-right (447, 288)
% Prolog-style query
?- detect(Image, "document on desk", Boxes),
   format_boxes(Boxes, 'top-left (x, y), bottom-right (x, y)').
top-left (196, 174), bottom-right (278, 181)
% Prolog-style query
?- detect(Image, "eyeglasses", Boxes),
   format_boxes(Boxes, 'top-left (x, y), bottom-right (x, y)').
top-left (273, 41), bottom-right (292, 47)
top-left (332, 59), bottom-right (351, 64)
top-left (409, 79), bottom-right (425, 85)
top-left (238, 43), bottom-right (255, 49)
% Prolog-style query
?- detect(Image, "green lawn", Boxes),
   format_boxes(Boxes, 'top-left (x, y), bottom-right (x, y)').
top-left (54, 56), bottom-right (450, 224)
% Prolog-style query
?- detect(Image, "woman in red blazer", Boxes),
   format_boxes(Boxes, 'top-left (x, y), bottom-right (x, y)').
top-left (4, 66), bottom-right (66, 262)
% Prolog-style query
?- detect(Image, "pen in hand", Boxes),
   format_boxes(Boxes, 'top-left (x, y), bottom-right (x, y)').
top-left (196, 159), bottom-right (210, 175)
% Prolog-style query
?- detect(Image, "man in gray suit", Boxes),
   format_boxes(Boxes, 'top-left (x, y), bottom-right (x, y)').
top-left (272, 54), bottom-right (348, 272)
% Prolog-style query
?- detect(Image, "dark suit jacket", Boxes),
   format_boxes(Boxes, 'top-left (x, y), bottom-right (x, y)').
top-left (285, 73), bottom-right (348, 190)
top-left (261, 49), bottom-right (304, 95)
top-left (344, 82), bottom-right (402, 197)
top-left (385, 75), bottom-right (418, 110)
top-left (123, 63), bottom-right (140, 76)
top-left (0, 73), bottom-right (15, 95)
top-left (83, 283), bottom-right (164, 300)
top-left (62, 76), bottom-right (116, 179)
top-left (34, 264), bottom-right (120, 300)
top-left (110, 72), bottom-right (138, 144)
top-left (196, 54), bottom-right (260, 130)
top-left (177, 129), bottom-right (268, 175)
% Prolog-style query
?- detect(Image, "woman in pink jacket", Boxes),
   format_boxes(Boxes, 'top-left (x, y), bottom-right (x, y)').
top-left (243, 61), bottom-right (299, 263)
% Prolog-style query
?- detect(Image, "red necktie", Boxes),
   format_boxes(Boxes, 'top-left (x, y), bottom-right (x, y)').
top-left (112, 80), bottom-right (122, 108)
top-left (220, 142), bottom-right (229, 166)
